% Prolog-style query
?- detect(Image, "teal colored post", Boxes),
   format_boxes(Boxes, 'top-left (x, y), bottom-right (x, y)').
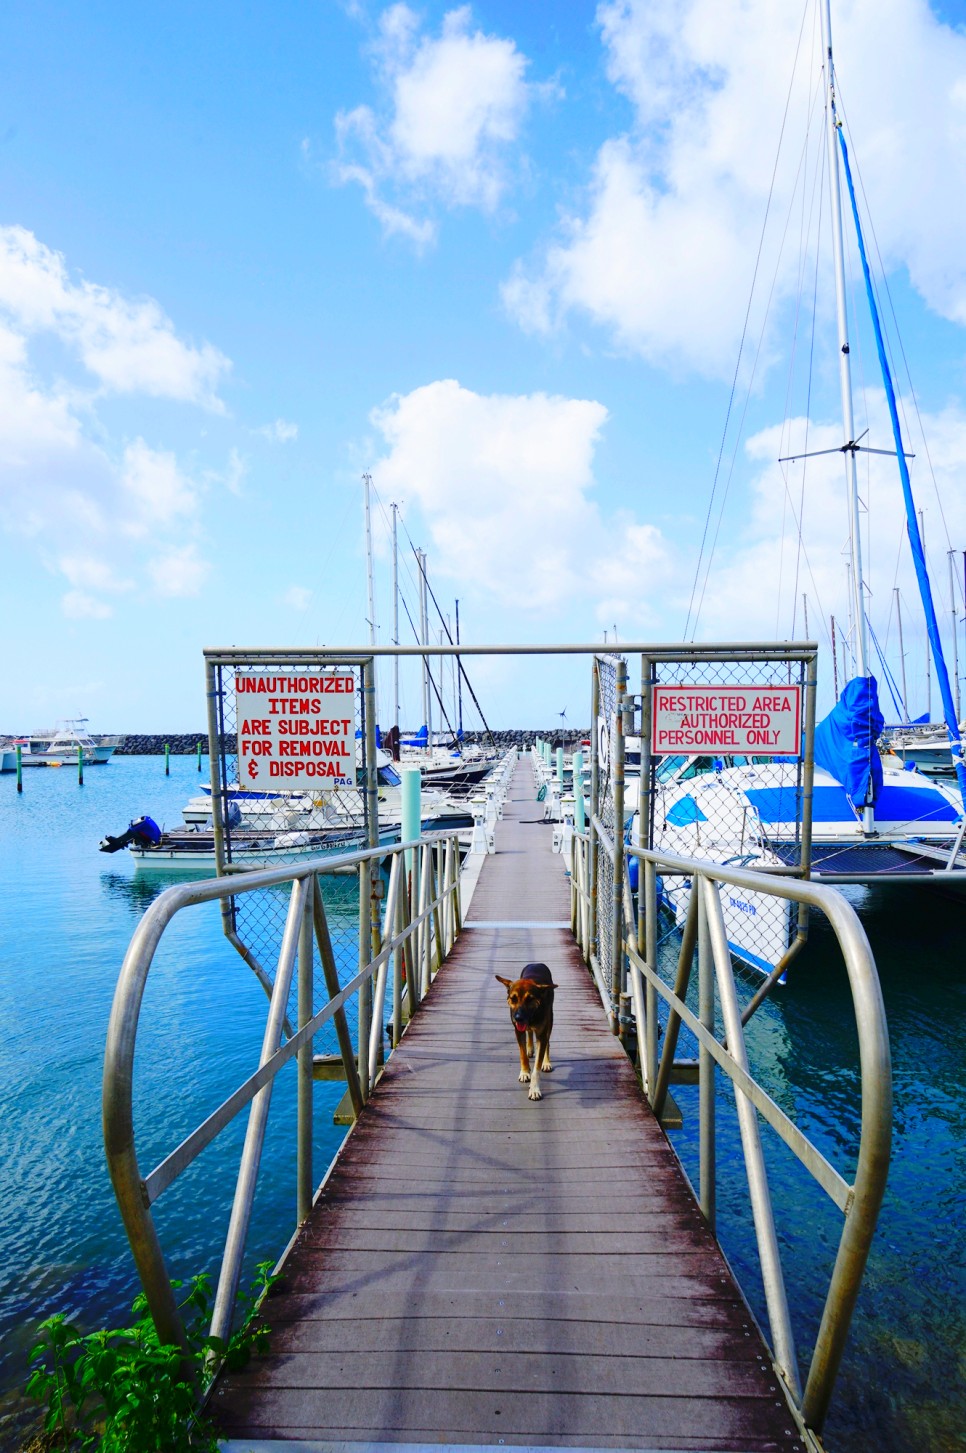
top-left (164, 743), bottom-right (170, 776)
top-left (574, 750), bottom-right (585, 831)
top-left (77, 744), bottom-right (84, 785)
top-left (556, 746), bottom-right (564, 783)
top-left (544, 741), bottom-right (552, 768)
top-left (197, 740), bottom-right (202, 771)
top-left (401, 768), bottom-right (422, 872)
top-left (16, 744), bottom-right (22, 793)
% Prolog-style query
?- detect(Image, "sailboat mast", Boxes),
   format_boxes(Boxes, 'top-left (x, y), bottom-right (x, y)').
top-left (920, 510), bottom-right (931, 718)
top-left (820, 0), bottom-right (873, 831)
top-left (895, 588), bottom-right (909, 722)
top-left (820, 0), bottom-right (869, 685)
top-left (417, 548), bottom-right (432, 747)
top-left (391, 502), bottom-right (400, 740)
top-left (363, 470), bottom-right (377, 732)
top-left (949, 549), bottom-right (961, 721)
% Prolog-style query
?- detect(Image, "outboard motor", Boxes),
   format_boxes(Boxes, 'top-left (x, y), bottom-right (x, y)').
top-left (99, 815), bottom-right (163, 853)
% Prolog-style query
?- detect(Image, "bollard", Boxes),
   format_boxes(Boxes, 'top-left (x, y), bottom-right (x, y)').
top-left (165, 743), bottom-right (170, 776)
top-left (16, 743), bottom-right (22, 793)
top-left (78, 743), bottom-right (84, 785)
top-left (401, 768), bottom-right (421, 875)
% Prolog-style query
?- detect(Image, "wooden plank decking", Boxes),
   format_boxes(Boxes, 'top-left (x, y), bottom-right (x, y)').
top-left (214, 760), bottom-right (805, 1452)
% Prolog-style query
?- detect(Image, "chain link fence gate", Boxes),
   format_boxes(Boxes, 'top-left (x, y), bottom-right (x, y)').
top-left (589, 646), bottom-right (817, 1027)
top-left (203, 650), bottom-right (384, 1067)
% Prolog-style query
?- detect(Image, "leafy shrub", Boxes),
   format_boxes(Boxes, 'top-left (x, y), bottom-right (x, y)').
top-left (24, 1262), bottom-right (276, 1451)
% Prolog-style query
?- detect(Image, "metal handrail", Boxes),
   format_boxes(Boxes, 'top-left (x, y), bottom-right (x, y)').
top-left (571, 834), bottom-right (891, 1437)
top-left (103, 830), bottom-right (462, 1359)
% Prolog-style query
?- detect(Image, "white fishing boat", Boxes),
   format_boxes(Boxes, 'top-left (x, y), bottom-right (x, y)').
top-left (99, 814), bottom-right (380, 876)
top-left (646, 0), bottom-right (966, 975)
top-left (882, 724), bottom-right (957, 777)
top-left (9, 719), bottom-right (119, 766)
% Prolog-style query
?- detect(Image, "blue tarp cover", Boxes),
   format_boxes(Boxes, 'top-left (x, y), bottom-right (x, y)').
top-left (814, 676), bottom-right (884, 809)
top-left (745, 783), bottom-right (958, 826)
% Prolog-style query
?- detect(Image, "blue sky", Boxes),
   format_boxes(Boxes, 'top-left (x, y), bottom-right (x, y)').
top-left (2, 0), bottom-right (966, 732)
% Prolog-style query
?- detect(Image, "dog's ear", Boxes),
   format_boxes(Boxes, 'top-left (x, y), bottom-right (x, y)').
top-left (495, 974), bottom-right (513, 988)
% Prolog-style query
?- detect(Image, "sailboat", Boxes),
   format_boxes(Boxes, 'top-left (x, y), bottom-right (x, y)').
top-left (649, 0), bottom-right (966, 975)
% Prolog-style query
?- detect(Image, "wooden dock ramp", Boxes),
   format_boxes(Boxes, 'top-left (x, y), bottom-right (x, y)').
top-left (215, 760), bottom-right (805, 1452)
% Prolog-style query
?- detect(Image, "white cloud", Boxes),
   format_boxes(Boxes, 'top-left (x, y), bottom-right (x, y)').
top-left (284, 585), bottom-right (313, 611)
top-left (334, 5), bottom-right (541, 241)
top-left (58, 554), bottom-right (133, 594)
top-left (62, 590), bottom-right (113, 620)
top-left (0, 233), bottom-right (225, 617)
top-left (370, 379), bottom-right (674, 622)
top-left (0, 226), bottom-right (230, 406)
top-left (148, 544), bottom-right (210, 597)
top-left (120, 439), bottom-right (198, 528)
top-left (505, 0), bottom-right (966, 373)
top-left (258, 418), bottom-right (299, 443)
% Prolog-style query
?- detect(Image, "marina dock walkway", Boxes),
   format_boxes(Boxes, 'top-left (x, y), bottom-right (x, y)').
top-left (214, 760), bottom-right (805, 1451)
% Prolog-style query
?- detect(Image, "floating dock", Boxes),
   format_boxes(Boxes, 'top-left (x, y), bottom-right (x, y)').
top-left (213, 759), bottom-right (806, 1450)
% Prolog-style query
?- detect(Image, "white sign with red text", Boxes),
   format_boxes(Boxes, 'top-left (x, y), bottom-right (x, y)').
top-left (235, 672), bottom-right (357, 791)
top-left (652, 684), bottom-right (801, 756)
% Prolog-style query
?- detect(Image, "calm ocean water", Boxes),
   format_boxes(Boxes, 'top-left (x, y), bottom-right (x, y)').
top-left (1, 756), bottom-right (964, 1450)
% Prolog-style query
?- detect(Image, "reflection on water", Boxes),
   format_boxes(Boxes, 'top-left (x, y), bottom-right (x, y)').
top-left (99, 869), bottom-right (169, 914)
top-left (657, 882), bottom-right (966, 1452)
top-left (0, 758), bottom-right (353, 1445)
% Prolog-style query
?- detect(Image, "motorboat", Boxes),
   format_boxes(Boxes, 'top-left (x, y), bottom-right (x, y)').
top-left (9, 720), bottom-right (119, 766)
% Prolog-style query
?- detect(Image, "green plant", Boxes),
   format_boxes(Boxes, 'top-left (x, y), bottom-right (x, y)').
top-left (24, 1262), bottom-right (277, 1451)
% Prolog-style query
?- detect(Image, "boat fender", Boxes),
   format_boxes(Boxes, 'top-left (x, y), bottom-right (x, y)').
top-left (627, 856), bottom-right (639, 893)
top-left (226, 800), bottom-right (243, 827)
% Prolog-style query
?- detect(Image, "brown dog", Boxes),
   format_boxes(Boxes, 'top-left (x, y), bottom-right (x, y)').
top-left (495, 962), bottom-right (557, 1100)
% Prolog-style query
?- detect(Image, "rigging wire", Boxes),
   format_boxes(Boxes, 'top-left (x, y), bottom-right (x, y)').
top-left (683, 0), bottom-right (813, 640)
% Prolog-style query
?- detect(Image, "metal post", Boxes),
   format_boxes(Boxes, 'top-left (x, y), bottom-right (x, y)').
top-left (588, 660), bottom-right (600, 967)
top-left (78, 743), bottom-right (84, 785)
top-left (16, 743), bottom-right (22, 792)
top-left (197, 740), bottom-right (203, 772)
top-left (361, 659), bottom-right (380, 1092)
top-left (639, 657), bottom-right (657, 1079)
top-left (210, 876), bottom-right (308, 1345)
top-left (297, 885), bottom-right (314, 1226)
top-left (357, 862), bottom-right (370, 1099)
top-left (313, 879), bottom-right (363, 1118)
top-left (611, 659), bottom-right (627, 1036)
top-left (164, 742), bottom-right (170, 776)
top-left (703, 876), bottom-right (801, 1399)
top-left (697, 879), bottom-right (716, 1231)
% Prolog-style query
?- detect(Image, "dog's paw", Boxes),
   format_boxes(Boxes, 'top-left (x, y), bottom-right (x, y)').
top-left (541, 1059), bottom-right (553, 1072)
top-left (528, 1084), bottom-right (543, 1100)
top-left (518, 1069), bottom-right (530, 1083)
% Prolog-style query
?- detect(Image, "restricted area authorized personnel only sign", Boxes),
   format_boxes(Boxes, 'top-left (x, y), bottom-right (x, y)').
top-left (235, 672), bottom-right (357, 790)
top-left (652, 684), bottom-right (801, 756)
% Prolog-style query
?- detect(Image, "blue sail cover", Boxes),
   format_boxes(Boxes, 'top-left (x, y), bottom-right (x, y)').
top-left (814, 675), bottom-right (884, 809)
